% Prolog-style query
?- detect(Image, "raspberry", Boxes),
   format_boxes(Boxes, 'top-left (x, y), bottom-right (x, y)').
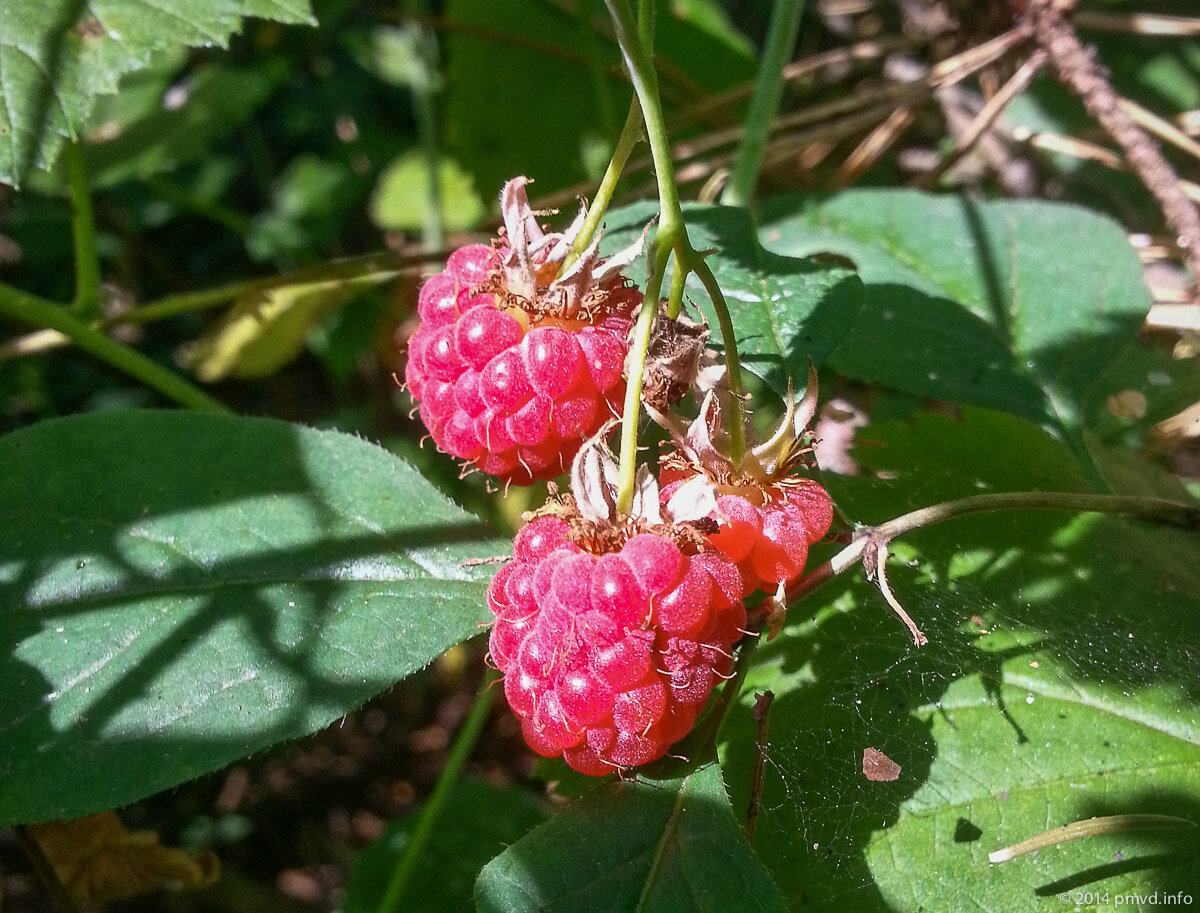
top-left (662, 473), bottom-right (832, 598)
top-left (487, 513), bottom-right (746, 775)
top-left (655, 371), bottom-right (834, 601)
top-left (403, 178), bottom-right (643, 485)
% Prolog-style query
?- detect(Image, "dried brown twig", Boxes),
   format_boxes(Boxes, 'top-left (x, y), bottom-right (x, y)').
top-left (1026, 0), bottom-right (1200, 300)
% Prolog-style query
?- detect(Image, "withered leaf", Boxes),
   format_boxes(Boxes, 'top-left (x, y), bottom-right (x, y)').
top-left (27, 811), bottom-right (218, 905)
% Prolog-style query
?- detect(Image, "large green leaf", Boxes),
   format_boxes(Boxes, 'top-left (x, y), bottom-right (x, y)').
top-left (601, 201), bottom-right (864, 396)
top-left (0, 0), bottom-right (314, 186)
top-left (718, 409), bottom-right (1200, 911)
top-left (0, 411), bottom-right (505, 825)
top-left (475, 762), bottom-right (787, 913)
top-left (758, 190), bottom-right (1152, 449)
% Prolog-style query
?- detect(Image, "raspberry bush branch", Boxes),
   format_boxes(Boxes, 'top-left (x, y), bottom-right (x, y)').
top-left (785, 490), bottom-right (1200, 643)
top-left (603, 0), bottom-right (750, 506)
top-left (0, 281), bottom-right (228, 414)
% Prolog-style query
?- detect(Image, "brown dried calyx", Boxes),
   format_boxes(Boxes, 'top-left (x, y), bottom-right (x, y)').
top-left (482, 177), bottom-right (649, 321)
top-left (641, 308), bottom-right (727, 412)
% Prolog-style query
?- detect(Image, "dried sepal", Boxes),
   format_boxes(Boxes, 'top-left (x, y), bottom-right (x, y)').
top-left (569, 421), bottom-right (661, 526)
top-left (495, 177), bottom-right (649, 319)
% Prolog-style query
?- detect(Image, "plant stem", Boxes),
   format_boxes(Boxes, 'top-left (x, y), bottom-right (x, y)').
top-left (721, 0), bottom-right (806, 207)
top-left (568, 101), bottom-right (644, 265)
top-left (406, 0), bottom-right (444, 250)
top-left (143, 173), bottom-right (254, 236)
top-left (787, 490), bottom-right (1200, 606)
top-left (65, 143), bottom-right (102, 320)
top-left (604, 0), bottom-right (751, 496)
top-left (375, 669), bottom-right (496, 913)
top-left (0, 281), bottom-right (228, 413)
top-left (604, 0), bottom-right (684, 240)
top-left (113, 253), bottom-right (404, 326)
top-left (688, 256), bottom-right (746, 463)
top-left (616, 241), bottom-right (672, 515)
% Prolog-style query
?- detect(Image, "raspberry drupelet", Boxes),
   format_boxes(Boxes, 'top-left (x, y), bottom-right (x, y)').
top-left (403, 177), bottom-right (645, 485)
top-left (487, 508), bottom-right (746, 776)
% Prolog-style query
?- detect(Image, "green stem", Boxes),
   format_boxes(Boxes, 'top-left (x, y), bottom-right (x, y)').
top-left (66, 143), bottom-right (102, 320)
top-left (616, 241), bottom-right (673, 515)
top-left (604, 0), bottom-right (751, 489)
top-left (603, 0), bottom-right (684, 239)
top-left (786, 490), bottom-right (1200, 606)
top-left (568, 101), bottom-right (644, 265)
top-left (112, 253), bottom-right (403, 326)
top-left (143, 174), bottom-right (253, 236)
top-left (689, 256), bottom-right (746, 464)
top-left (665, 249), bottom-right (687, 319)
top-left (406, 0), bottom-right (444, 250)
top-left (721, 0), bottom-right (806, 207)
top-left (375, 670), bottom-right (496, 913)
top-left (0, 282), bottom-right (228, 413)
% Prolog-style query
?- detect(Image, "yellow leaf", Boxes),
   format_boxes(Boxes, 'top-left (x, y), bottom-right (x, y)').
top-left (184, 278), bottom-right (358, 382)
top-left (27, 811), bottom-right (218, 906)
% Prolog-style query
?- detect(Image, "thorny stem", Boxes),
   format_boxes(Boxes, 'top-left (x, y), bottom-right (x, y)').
top-left (0, 281), bottom-right (228, 413)
top-left (721, 0), bottom-right (807, 207)
top-left (785, 491), bottom-right (1200, 639)
top-left (604, 0), bottom-right (750, 504)
top-left (375, 669), bottom-right (496, 913)
top-left (65, 143), bottom-right (101, 320)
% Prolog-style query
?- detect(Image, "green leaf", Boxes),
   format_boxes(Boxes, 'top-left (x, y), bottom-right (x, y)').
top-left (370, 150), bottom-right (485, 233)
top-left (601, 201), bottom-right (864, 397)
top-left (0, 0), bottom-right (314, 187)
top-left (475, 762), bottom-right (787, 913)
top-left (718, 409), bottom-right (1200, 911)
top-left (758, 190), bottom-right (1152, 444)
top-left (343, 780), bottom-right (548, 913)
top-left (0, 411), bottom-right (506, 825)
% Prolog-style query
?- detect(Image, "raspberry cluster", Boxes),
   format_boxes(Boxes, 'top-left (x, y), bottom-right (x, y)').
top-left (399, 176), bottom-right (835, 776)
top-left (487, 513), bottom-right (745, 775)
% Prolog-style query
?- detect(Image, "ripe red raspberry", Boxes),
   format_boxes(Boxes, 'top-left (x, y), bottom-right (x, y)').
top-left (656, 372), bottom-right (833, 602)
top-left (403, 178), bottom-right (642, 485)
top-left (487, 512), bottom-right (746, 775)
top-left (661, 473), bottom-right (832, 598)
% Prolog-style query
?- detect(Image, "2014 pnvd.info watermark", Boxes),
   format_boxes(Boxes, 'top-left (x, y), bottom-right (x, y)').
top-left (1057, 892), bottom-right (1193, 907)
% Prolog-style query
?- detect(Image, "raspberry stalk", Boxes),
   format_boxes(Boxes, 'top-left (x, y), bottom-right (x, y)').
top-left (603, 0), bottom-right (750, 510)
